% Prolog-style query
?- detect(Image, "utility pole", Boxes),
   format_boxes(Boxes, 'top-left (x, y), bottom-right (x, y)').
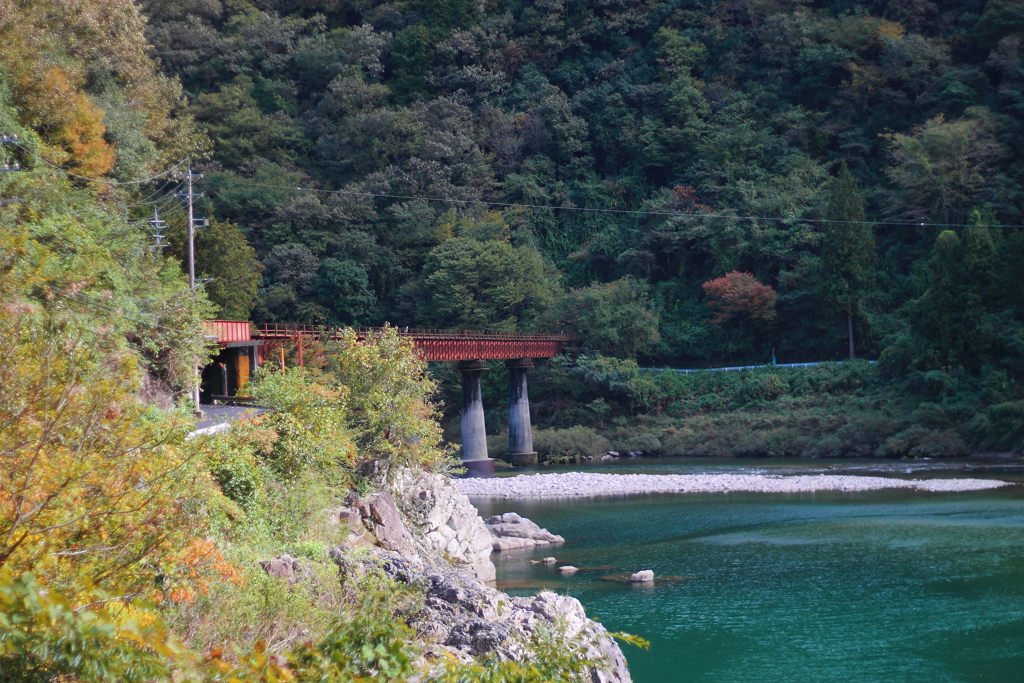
top-left (1, 134), bottom-right (21, 173)
top-left (176, 160), bottom-right (205, 416)
top-left (149, 207), bottom-right (169, 255)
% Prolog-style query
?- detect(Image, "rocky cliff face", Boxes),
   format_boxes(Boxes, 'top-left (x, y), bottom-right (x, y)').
top-left (322, 470), bottom-right (631, 683)
top-left (391, 470), bottom-right (496, 582)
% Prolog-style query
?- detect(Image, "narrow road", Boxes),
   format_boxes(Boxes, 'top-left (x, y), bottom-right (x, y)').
top-left (196, 404), bottom-right (269, 430)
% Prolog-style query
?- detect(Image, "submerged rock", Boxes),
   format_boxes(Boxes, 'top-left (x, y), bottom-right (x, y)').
top-left (630, 570), bottom-right (654, 583)
top-left (484, 512), bottom-right (565, 551)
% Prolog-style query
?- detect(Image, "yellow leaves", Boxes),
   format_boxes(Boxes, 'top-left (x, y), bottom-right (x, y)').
top-left (876, 19), bottom-right (905, 41)
top-left (3, 60), bottom-right (117, 177)
top-left (57, 92), bottom-right (117, 178)
top-left (0, 300), bottom-right (228, 602)
top-left (843, 61), bottom-right (885, 100)
top-left (0, 0), bottom-right (207, 174)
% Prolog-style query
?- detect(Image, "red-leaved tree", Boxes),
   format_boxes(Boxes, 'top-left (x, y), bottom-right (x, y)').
top-left (702, 271), bottom-right (777, 325)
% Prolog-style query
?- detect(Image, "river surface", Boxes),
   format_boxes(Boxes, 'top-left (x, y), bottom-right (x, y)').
top-left (469, 458), bottom-right (1024, 683)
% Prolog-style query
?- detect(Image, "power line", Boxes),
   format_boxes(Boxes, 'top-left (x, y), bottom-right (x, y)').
top-left (54, 290), bottom-right (207, 339)
top-left (212, 176), bottom-right (1021, 230)
top-left (5, 132), bottom-right (1016, 230)
top-left (115, 181), bottom-right (185, 209)
top-left (11, 141), bottom-right (187, 186)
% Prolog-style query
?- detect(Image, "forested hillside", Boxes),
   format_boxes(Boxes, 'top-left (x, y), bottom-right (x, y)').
top-left (138, 0), bottom-right (1024, 373)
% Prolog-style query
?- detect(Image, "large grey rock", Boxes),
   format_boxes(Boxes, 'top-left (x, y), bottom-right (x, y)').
top-left (325, 470), bottom-right (631, 681)
top-left (257, 554), bottom-right (298, 581)
top-left (392, 471), bottom-right (496, 582)
top-left (447, 619), bottom-right (512, 655)
top-left (355, 490), bottom-right (418, 556)
top-left (370, 554), bottom-right (631, 682)
top-left (327, 506), bottom-right (375, 548)
top-left (630, 570), bottom-right (654, 583)
top-left (515, 591), bottom-right (632, 683)
top-left (484, 512), bottom-right (565, 551)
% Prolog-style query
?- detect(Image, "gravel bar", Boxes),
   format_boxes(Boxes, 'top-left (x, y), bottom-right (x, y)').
top-left (456, 472), bottom-right (1012, 498)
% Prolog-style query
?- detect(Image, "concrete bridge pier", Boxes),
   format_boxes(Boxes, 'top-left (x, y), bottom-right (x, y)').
top-left (506, 358), bottom-right (538, 466)
top-left (458, 360), bottom-right (495, 478)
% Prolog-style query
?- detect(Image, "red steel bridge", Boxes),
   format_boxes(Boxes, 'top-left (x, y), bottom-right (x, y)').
top-left (203, 320), bottom-right (570, 364)
top-left (202, 320), bottom-right (569, 476)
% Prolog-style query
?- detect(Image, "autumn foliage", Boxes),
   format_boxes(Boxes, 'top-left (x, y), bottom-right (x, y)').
top-left (0, 232), bottom-right (231, 603)
top-left (702, 272), bottom-right (777, 325)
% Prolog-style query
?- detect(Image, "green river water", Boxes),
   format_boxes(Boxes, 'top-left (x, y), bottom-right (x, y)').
top-left (468, 459), bottom-right (1024, 683)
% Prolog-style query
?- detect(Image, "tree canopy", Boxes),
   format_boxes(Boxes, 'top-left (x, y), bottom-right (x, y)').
top-left (111, 0), bottom-right (1023, 372)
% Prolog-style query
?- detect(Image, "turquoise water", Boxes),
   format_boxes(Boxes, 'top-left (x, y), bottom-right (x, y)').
top-left (471, 460), bottom-right (1024, 683)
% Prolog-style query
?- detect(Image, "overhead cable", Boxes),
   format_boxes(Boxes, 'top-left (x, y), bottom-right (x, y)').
top-left (11, 142), bottom-right (187, 186)
top-left (212, 176), bottom-right (1021, 230)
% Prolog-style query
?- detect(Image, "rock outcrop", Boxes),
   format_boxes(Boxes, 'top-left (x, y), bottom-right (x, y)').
top-left (324, 470), bottom-right (631, 682)
top-left (355, 490), bottom-right (419, 556)
top-left (373, 556), bottom-right (631, 683)
top-left (257, 554), bottom-right (299, 581)
top-left (326, 472), bottom-right (496, 582)
top-left (391, 471), bottom-right (496, 582)
top-left (484, 511), bottom-right (565, 551)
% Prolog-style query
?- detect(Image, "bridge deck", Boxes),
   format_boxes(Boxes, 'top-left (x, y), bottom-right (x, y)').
top-left (203, 321), bottom-right (569, 362)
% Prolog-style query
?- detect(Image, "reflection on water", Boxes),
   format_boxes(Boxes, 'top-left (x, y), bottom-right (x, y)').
top-left (472, 462), bottom-right (1024, 683)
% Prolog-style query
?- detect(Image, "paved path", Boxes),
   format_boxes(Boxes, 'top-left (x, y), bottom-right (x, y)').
top-left (196, 404), bottom-right (268, 430)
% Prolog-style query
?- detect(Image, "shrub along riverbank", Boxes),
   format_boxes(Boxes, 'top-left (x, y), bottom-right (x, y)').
top-left (0, 223), bottom-right (633, 681)
top-left (474, 356), bottom-right (1022, 462)
top-left (0, 316), bottom-right (627, 681)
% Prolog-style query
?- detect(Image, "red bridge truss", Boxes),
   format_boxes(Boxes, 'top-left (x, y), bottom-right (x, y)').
top-left (203, 320), bottom-right (570, 363)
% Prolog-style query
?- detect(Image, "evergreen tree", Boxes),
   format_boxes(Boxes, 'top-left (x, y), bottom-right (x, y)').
top-left (818, 163), bottom-right (876, 359)
top-left (169, 219), bottom-right (263, 320)
top-left (911, 213), bottom-right (999, 370)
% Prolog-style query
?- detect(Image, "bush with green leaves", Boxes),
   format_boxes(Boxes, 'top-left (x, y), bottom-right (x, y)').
top-left (0, 571), bottom-right (182, 683)
top-left (534, 427), bottom-right (611, 462)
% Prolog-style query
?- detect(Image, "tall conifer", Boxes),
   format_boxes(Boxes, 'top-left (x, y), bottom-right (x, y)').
top-left (818, 163), bottom-right (876, 358)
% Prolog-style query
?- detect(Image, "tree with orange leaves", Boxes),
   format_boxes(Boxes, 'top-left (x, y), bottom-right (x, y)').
top-left (702, 271), bottom-right (777, 326)
top-left (0, 235), bottom-right (231, 604)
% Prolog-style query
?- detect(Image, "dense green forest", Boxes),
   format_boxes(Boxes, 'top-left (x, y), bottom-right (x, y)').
top-left (2, 0), bottom-right (1024, 455)
top-left (135, 0), bottom-right (1024, 372)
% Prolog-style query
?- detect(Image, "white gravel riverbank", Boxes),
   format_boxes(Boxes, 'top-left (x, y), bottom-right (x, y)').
top-left (456, 472), bottom-right (1012, 498)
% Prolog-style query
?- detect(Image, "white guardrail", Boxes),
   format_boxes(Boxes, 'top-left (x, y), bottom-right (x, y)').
top-left (642, 360), bottom-right (877, 374)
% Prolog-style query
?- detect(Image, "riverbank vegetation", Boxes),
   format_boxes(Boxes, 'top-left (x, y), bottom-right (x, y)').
top-left (0, 230), bottom-right (604, 680)
top-left (489, 357), bottom-right (1002, 460)
top-left (0, 2), bottom-right (620, 679)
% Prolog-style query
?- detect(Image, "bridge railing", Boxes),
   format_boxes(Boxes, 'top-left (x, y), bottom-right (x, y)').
top-left (252, 322), bottom-right (571, 343)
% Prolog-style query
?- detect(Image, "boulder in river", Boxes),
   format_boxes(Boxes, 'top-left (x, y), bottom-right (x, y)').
top-left (630, 570), bottom-right (654, 583)
top-left (559, 565), bottom-right (579, 574)
top-left (484, 512), bottom-right (565, 551)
